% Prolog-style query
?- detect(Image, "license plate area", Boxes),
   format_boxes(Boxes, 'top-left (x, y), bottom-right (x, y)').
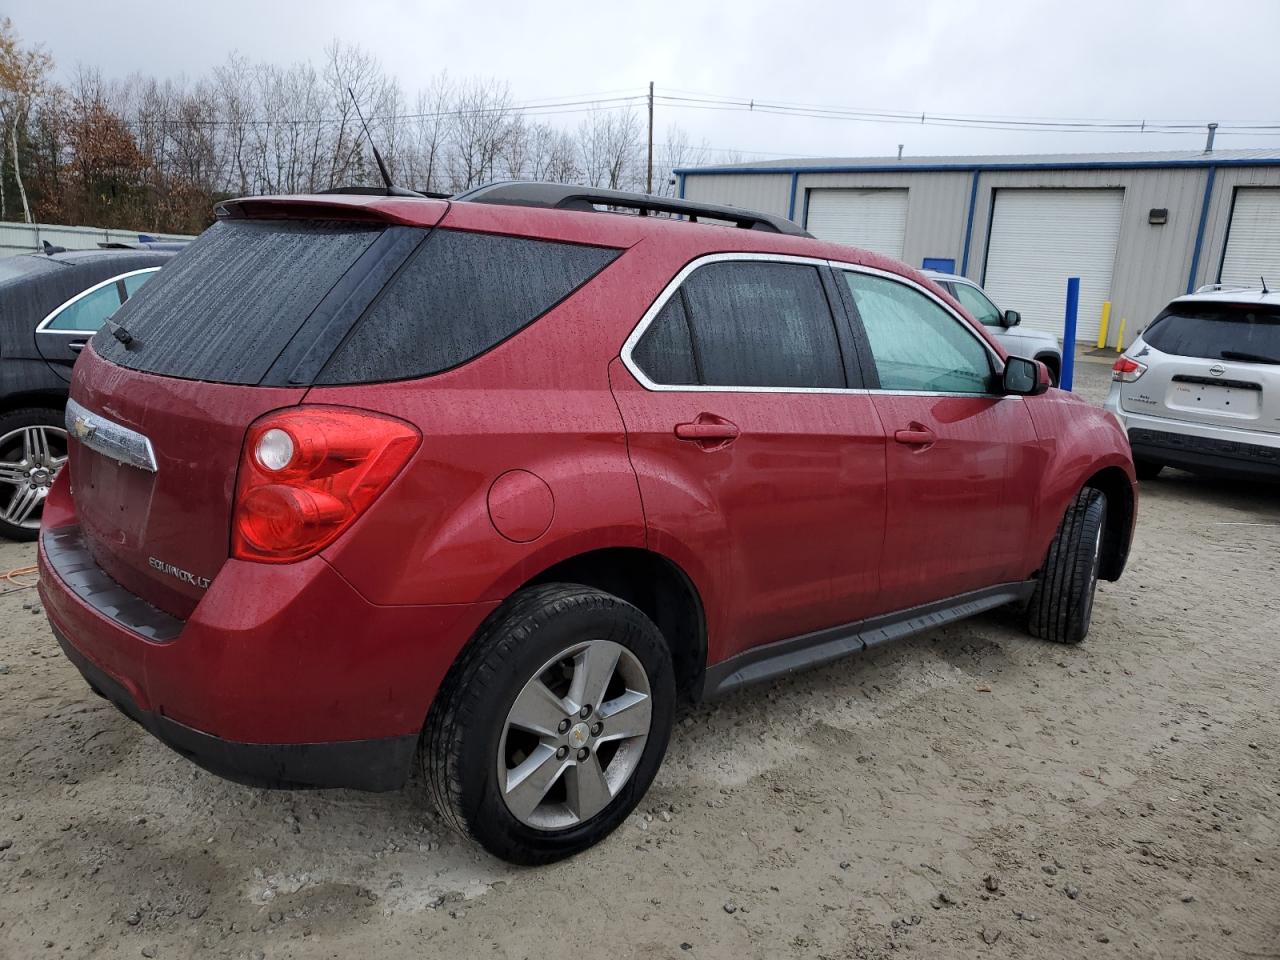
top-left (1166, 381), bottom-right (1260, 418)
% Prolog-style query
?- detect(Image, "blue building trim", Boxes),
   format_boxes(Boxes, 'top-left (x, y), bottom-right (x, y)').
top-left (677, 173), bottom-right (687, 199)
top-left (1186, 166), bottom-right (1218, 294)
top-left (959, 169), bottom-right (981, 277)
top-left (787, 172), bottom-right (799, 221)
top-left (674, 157), bottom-right (1280, 177)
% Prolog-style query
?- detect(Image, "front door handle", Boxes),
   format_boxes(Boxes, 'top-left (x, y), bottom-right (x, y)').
top-left (675, 414), bottom-right (739, 450)
top-left (894, 425), bottom-right (936, 446)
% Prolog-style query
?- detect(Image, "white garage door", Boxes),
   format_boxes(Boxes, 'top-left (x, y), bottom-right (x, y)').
top-left (1220, 188), bottom-right (1280, 288)
top-left (805, 188), bottom-right (908, 260)
top-left (983, 188), bottom-right (1124, 343)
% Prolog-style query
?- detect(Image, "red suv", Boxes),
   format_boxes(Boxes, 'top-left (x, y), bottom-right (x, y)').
top-left (38, 183), bottom-right (1137, 864)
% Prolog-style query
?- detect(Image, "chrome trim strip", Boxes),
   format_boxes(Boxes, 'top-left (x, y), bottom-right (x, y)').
top-left (36, 268), bottom-right (160, 336)
top-left (65, 398), bottom-right (158, 473)
top-left (618, 252), bottom-right (1008, 397)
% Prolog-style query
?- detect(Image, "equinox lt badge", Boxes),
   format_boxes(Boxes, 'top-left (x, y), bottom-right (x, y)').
top-left (148, 556), bottom-right (211, 590)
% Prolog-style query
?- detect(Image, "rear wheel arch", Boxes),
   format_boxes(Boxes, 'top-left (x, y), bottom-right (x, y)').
top-left (523, 547), bottom-right (707, 701)
top-left (0, 389), bottom-right (66, 419)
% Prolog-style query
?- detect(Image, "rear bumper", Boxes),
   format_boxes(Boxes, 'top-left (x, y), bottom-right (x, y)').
top-left (39, 521), bottom-right (499, 791)
top-left (1105, 400), bottom-right (1280, 480)
top-left (54, 624), bottom-right (416, 790)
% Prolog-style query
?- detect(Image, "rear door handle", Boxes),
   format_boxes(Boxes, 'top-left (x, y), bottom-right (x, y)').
top-left (68, 341), bottom-right (87, 354)
top-left (674, 414), bottom-right (739, 450)
top-left (894, 426), bottom-right (936, 446)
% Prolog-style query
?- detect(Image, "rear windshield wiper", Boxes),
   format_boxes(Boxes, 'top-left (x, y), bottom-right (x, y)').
top-left (1220, 349), bottom-right (1280, 365)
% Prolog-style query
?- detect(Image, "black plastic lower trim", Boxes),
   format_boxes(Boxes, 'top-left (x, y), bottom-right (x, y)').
top-left (52, 626), bottom-right (417, 791)
top-left (1129, 427), bottom-right (1280, 481)
top-left (701, 581), bottom-right (1035, 700)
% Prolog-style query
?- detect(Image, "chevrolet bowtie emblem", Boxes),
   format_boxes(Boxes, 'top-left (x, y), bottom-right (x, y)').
top-left (71, 416), bottom-right (96, 441)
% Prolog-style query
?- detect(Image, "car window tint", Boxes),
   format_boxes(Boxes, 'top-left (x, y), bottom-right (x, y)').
top-left (680, 261), bottom-right (844, 389)
top-left (45, 282), bottom-right (124, 332)
top-left (950, 282), bottom-right (1003, 327)
top-left (1144, 304), bottom-right (1280, 363)
top-left (121, 270), bottom-right (158, 299)
top-left (320, 229), bottom-right (620, 384)
top-left (843, 271), bottom-right (993, 394)
top-left (96, 219), bottom-right (384, 384)
top-left (632, 293), bottom-right (698, 385)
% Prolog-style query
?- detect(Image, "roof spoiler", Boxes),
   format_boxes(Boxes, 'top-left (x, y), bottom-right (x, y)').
top-left (213, 194), bottom-right (448, 227)
top-left (452, 181), bottom-right (812, 237)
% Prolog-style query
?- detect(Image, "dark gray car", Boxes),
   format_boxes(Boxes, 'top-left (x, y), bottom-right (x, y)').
top-left (0, 247), bottom-right (180, 539)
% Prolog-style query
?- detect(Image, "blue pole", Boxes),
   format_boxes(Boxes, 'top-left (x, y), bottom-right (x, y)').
top-left (1061, 277), bottom-right (1080, 391)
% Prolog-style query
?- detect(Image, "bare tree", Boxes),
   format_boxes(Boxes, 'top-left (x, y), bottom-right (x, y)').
top-left (448, 78), bottom-right (516, 191)
top-left (577, 107), bottom-right (642, 190)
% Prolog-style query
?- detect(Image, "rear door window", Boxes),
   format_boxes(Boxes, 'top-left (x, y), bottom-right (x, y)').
top-left (676, 261), bottom-right (845, 389)
top-left (843, 271), bottom-right (994, 394)
top-left (318, 230), bottom-right (619, 384)
top-left (1144, 304), bottom-right (1280, 363)
top-left (43, 281), bottom-right (124, 332)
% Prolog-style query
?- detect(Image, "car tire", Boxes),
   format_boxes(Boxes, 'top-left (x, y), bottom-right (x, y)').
top-left (1134, 459), bottom-right (1163, 481)
top-left (1026, 487), bottom-right (1107, 646)
top-left (424, 583), bottom-right (675, 865)
top-left (0, 407), bottom-right (67, 542)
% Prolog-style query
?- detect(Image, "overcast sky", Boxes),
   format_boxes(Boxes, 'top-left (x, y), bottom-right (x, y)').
top-left (9, 0), bottom-right (1280, 162)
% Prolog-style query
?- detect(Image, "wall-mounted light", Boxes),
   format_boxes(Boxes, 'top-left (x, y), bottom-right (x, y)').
top-left (1148, 208), bottom-right (1169, 225)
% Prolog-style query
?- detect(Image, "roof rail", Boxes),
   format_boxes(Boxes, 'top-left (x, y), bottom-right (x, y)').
top-left (1194, 282), bottom-right (1262, 294)
top-left (452, 181), bottom-right (812, 237)
top-left (321, 185), bottom-right (451, 200)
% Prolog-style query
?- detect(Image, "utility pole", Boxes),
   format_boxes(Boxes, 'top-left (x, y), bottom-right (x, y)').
top-left (647, 81), bottom-right (654, 195)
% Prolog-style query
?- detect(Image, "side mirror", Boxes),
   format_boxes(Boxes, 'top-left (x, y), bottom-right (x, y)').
top-left (1002, 309), bottom-right (1021, 328)
top-left (1003, 355), bottom-right (1050, 396)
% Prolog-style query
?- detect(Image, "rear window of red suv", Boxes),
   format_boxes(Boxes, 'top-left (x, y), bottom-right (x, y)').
top-left (92, 219), bottom-right (619, 386)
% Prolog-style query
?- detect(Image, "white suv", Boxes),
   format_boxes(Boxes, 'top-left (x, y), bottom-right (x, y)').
top-left (924, 271), bottom-right (1064, 384)
top-left (1104, 287), bottom-right (1280, 481)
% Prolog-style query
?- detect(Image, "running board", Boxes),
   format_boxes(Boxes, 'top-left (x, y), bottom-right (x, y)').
top-left (700, 581), bottom-right (1036, 700)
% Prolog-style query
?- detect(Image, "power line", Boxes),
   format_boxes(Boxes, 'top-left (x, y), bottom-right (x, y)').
top-left (652, 90), bottom-right (1280, 135)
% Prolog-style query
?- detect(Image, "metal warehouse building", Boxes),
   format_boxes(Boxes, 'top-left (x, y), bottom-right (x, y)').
top-left (676, 148), bottom-right (1280, 346)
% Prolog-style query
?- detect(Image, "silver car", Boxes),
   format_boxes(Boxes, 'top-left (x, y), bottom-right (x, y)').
top-left (924, 271), bottom-right (1064, 384)
top-left (1104, 287), bottom-right (1280, 481)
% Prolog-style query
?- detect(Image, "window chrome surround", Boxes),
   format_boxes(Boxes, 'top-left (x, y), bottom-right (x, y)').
top-left (619, 252), bottom-right (1013, 399)
top-left (36, 268), bottom-right (160, 335)
top-left (65, 398), bottom-right (158, 473)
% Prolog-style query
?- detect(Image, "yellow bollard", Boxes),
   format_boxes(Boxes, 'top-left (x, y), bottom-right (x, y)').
top-left (1096, 301), bottom-right (1111, 349)
top-left (1114, 318), bottom-right (1126, 352)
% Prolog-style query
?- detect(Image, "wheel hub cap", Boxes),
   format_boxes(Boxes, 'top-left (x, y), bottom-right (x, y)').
top-left (567, 721), bottom-right (592, 750)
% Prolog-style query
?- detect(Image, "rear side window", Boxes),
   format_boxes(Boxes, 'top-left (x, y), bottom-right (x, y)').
top-left (632, 294), bottom-right (699, 385)
top-left (318, 230), bottom-right (619, 384)
top-left (44, 281), bottom-right (123, 332)
top-left (844, 271), bottom-right (994, 394)
top-left (94, 220), bottom-right (382, 384)
top-left (1144, 304), bottom-right (1280, 363)
top-left (678, 261), bottom-right (845, 389)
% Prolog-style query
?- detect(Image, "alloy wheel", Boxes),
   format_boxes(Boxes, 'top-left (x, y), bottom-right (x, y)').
top-left (497, 639), bottom-right (653, 830)
top-left (0, 424), bottom-right (69, 531)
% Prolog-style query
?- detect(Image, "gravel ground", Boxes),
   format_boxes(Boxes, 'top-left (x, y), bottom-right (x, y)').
top-left (1, 356), bottom-right (1277, 960)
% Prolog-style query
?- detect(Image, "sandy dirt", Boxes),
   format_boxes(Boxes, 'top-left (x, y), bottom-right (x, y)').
top-left (1, 357), bottom-right (1277, 959)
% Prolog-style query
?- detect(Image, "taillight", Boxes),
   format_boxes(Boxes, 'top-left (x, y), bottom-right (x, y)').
top-left (1111, 356), bottom-right (1147, 383)
top-left (232, 406), bottom-right (420, 563)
